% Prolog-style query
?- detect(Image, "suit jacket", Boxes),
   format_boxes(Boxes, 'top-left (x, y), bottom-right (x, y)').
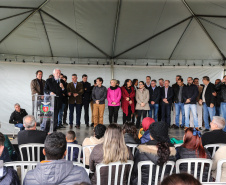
top-left (161, 86), bottom-right (174, 105)
top-left (81, 81), bottom-right (91, 102)
top-left (173, 85), bottom-right (186, 103)
top-left (200, 82), bottom-right (216, 107)
top-left (67, 82), bottom-right (84, 104)
top-left (30, 79), bottom-right (46, 101)
top-left (44, 77), bottom-right (67, 109)
top-left (149, 86), bottom-right (160, 104)
top-left (182, 84), bottom-right (198, 104)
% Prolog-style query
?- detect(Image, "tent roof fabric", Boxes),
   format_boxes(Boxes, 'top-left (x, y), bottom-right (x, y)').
top-left (0, 0), bottom-right (226, 60)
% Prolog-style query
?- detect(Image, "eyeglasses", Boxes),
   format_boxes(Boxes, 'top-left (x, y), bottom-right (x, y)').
top-left (139, 84), bottom-right (143, 86)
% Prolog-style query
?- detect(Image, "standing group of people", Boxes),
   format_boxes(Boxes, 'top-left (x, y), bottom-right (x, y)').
top-left (8, 68), bottom-right (226, 132)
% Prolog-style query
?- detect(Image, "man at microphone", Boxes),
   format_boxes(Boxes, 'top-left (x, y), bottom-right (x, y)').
top-left (44, 68), bottom-right (67, 132)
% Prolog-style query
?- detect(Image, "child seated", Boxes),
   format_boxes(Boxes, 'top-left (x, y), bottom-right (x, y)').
top-left (66, 131), bottom-right (79, 162)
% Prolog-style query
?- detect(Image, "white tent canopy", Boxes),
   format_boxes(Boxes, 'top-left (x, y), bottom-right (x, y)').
top-left (0, 0), bottom-right (226, 65)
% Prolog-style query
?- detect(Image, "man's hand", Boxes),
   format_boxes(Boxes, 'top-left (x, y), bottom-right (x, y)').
top-left (129, 100), bottom-right (132, 105)
top-left (212, 92), bottom-right (217, 97)
top-left (185, 99), bottom-right (191, 103)
top-left (199, 99), bottom-right (203, 105)
top-left (126, 97), bottom-right (130, 101)
top-left (85, 88), bottom-right (87, 91)
top-left (112, 102), bottom-right (116, 105)
top-left (96, 100), bottom-right (100, 104)
top-left (163, 98), bottom-right (167, 103)
top-left (141, 103), bottom-right (145, 107)
top-left (210, 103), bottom-right (214, 108)
top-left (59, 83), bottom-right (64, 89)
top-left (151, 101), bottom-right (155, 105)
top-left (50, 92), bottom-right (55, 95)
top-left (73, 93), bottom-right (78, 97)
top-left (68, 92), bottom-right (71, 96)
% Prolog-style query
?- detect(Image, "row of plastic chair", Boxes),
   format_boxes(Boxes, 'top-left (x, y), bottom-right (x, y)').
top-left (3, 158), bottom-right (226, 185)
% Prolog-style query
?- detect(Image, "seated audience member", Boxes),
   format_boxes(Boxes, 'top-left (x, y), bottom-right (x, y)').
top-left (24, 132), bottom-right (90, 185)
top-left (89, 124), bottom-right (133, 185)
top-left (82, 124), bottom-right (106, 166)
top-left (4, 135), bottom-right (15, 159)
top-left (0, 132), bottom-right (11, 162)
top-left (176, 128), bottom-right (211, 182)
top-left (131, 121), bottom-right (176, 185)
top-left (9, 103), bottom-right (28, 130)
top-left (18, 115), bottom-right (47, 161)
top-left (66, 130), bottom-right (79, 161)
top-left (212, 146), bottom-right (226, 182)
top-left (202, 116), bottom-right (226, 147)
top-left (0, 165), bottom-right (20, 185)
top-left (138, 117), bottom-right (155, 144)
top-left (161, 173), bottom-right (201, 185)
top-left (122, 122), bottom-right (140, 144)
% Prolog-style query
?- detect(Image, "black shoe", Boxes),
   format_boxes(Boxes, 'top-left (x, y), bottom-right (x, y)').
top-left (86, 124), bottom-right (89, 128)
top-left (59, 125), bottom-right (65, 128)
top-left (174, 125), bottom-right (179, 129)
top-left (180, 125), bottom-right (185, 129)
top-left (63, 122), bottom-right (69, 125)
top-left (69, 125), bottom-right (73, 129)
top-left (170, 124), bottom-right (176, 129)
top-left (56, 126), bottom-right (61, 129)
top-left (199, 127), bottom-right (202, 130)
top-left (75, 125), bottom-right (80, 129)
top-left (204, 129), bottom-right (209, 132)
top-left (91, 123), bottom-right (94, 127)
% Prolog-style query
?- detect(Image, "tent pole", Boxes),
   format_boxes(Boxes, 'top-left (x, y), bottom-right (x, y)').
top-left (111, 59), bottom-right (114, 79)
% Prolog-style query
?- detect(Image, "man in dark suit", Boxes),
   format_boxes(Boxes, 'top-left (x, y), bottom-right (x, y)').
top-left (148, 79), bottom-right (160, 122)
top-left (44, 68), bottom-right (67, 132)
top-left (18, 115), bottom-right (47, 161)
top-left (161, 80), bottom-right (174, 127)
top-left (81, 74), bottom-right (91, 127)
top-left (67, 74), bottom-right (84, 129)
top-left (199, 76), bottom-right (216, 131)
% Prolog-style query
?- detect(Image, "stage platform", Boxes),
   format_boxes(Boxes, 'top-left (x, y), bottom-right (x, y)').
top-left (4, 124), bottom-right (208, 145)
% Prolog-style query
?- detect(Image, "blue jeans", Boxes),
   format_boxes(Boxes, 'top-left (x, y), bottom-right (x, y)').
top-left (58, 103), bottom-right (66, 126)
top-left (15, 123), bottom-right (24, 131)
top-left (216, 106), bottom-right (220, 116)
top-left (184, 104), bottom-right (198, 128)
top-left (175, 103), bottom-right (185, 127)
top-left (220, 102), bottom-right (226, 131)
top-left (149, 103), bottom-right (159, 122)
top-left (69, 103), bottom-right (82, 126)
top-left (203, 103), bottom-right (216, 130)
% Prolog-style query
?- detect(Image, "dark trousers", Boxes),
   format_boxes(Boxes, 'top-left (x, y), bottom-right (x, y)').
top-left (69, 103), bottom-right (82, 126)
top-left (123, 106), bottom-right (132, 124)
top-left (51, 107), bottom-right (59, 132)
top-left (161, 103), bottom-right (172, 127)
top-left (136, 110), bottom-right (147, 128)
top-left (82, 101), bottom-right (90, 125)
top-left (158, 102), bottom-right (162, 121)
top-left (63, 102), bottom-right (68, 123)
top-left (108, 106), bottom-right (120, 124)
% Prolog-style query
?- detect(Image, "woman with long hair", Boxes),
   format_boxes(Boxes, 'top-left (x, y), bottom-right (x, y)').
top-left (121, 79), bottom-right (136, 123)
top-left (89, 124), bottom-right (133, 185)
top-left (122, 122), bottom-right (140, 144)
top-left (107, 79), bottom-right (121, 124)
top-left (135, 81), bottom-right (150, 128)
top-left (176, 127), bottom-right (211, 181)
top-left (131, 121), bottom-right (176, 185)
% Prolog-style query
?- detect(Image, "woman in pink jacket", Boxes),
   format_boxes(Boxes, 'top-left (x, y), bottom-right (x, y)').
top-left (107, 79), bottom-right (122, 124)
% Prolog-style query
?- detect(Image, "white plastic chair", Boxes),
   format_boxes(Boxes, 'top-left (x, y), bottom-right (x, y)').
top-left (4, 161), bottom-right (37, 184)
top-left (215, 159), bottom-right (226, 182)
top-left (82, 145), bottom-right (96, 166)
top-left (137, 161), bottom-right (175, 185)
top-left (202, 183), bottom-right (226, 185)
top-left (204, 144), bottom-right (226, 158)
top-left (126, 144), bottom-right (138, 156)
top-left (96, 160), bottom-right (134, 185)
top-left (176, 158), bottom-right (213, 182)
top-left (19, 143), bottom-right (45, 162)
top-left (65, 143), bottom-right (82, 162)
